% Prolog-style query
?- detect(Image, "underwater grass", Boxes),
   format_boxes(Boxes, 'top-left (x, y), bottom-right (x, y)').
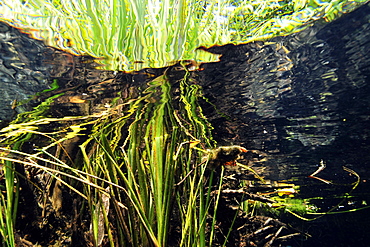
top-left (0, 70), bottom-right (224, 246)
top-left (0, 160), bottom-right (17, 247)
top-left (0, 99), bottom-right (120, 246)
top-left (0, 1), bottom-right (368, 245)
top-left (0, 64), bottom-right (367, 246)
top-left (0, 128), bottom-right (35, 247)
top-left (0, 0), bottom-right (367, 71)
top-left (75, 71), bottom-right (222, 246)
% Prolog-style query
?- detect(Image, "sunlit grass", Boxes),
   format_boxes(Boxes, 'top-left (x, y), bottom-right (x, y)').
top-left (0, 0), bottom-right (366, 71)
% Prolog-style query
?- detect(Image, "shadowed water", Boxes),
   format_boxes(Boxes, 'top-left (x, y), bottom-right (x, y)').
top-left (198, 5), bottom-right (370, 246)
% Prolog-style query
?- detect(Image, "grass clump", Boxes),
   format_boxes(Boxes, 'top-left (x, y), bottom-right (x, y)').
top-left (78, 71), bottom-right (218, 246)
top-left (0, 69), bottom-right (224, 246)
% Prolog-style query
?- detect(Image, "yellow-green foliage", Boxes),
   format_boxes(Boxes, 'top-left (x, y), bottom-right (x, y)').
top-left (0, 0), bottom-right (366, 71)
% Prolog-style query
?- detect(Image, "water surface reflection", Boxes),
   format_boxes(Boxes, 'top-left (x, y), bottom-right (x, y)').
top-left (198, 5), bottom-right (370, 246)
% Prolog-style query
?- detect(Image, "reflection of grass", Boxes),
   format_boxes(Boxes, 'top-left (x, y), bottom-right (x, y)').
top-left (0, 0), bottom-right (366, 71)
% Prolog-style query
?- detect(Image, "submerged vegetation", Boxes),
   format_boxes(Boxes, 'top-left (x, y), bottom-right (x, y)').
top-left (0, 68), bottom-right (283, 246)
top-left (0, 0), bottom-right (369, 246)
top-left (0, 62), bottom-right (367, 246)
top-left (0, 0), bottom-right (367, 70)
top-left (0, 70), bottom-right (213, 246)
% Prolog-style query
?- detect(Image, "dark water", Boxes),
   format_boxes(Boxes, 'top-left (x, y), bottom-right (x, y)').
top-left (202, 6), bottom-right (370, 178)
top-left (1, 3), bottom-right (370, 247)
top-left (198, 4), bottom-right (370, 246)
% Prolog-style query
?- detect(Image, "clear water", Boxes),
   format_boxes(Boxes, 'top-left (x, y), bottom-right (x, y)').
top-left (0, 3), bottom-right (369, 247)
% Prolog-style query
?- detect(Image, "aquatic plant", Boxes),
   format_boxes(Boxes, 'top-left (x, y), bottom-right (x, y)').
top-left (0, 1), bottom-right (369, 246)
top-left (77, 72), bottom-right (217, 246)
top-left (0, 68), bottom-right (367, 245)
top-left (0, 0), bottom-right (367, 71)
top-left (0, 69), bottom-right (225, 246)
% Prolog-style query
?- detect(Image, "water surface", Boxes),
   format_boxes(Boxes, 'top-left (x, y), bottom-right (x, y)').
top-left (1, 3), bottom-right (370, 246)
